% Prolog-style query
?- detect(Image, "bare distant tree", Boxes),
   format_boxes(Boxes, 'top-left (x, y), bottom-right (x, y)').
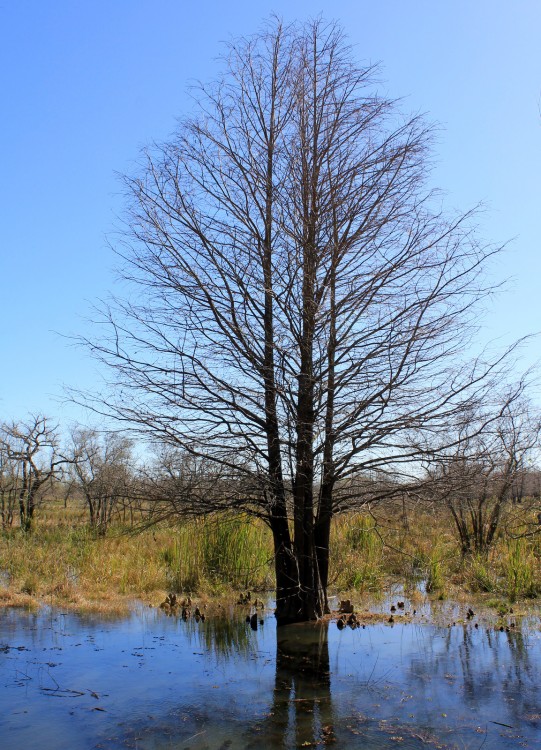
top-left (80, 18), bottom-right (520, 623)
top-left (69, 429), bottom-right (134, 534)
top-left (424, 387), bottom-right (541, 555)
top-left (0, 440), bottom-right (18, 528)
top-left (0, 415), bottom-right (66, 531)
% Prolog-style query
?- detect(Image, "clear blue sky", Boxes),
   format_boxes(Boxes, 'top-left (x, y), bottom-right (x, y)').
top-left (1, 1), bottom-right (540, 426)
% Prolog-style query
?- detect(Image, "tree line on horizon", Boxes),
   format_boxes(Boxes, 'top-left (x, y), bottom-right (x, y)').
top-left (1, 404), bottom-right (540, 559)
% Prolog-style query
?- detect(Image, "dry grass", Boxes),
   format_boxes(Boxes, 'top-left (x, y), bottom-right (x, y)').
top-left (0, 504), bottom-right (274, 612)
top-left (1, 498), bottom-right (540, 613)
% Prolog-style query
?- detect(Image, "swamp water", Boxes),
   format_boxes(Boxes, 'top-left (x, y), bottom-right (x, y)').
top-left (1, 604), bottom-right (541, 749)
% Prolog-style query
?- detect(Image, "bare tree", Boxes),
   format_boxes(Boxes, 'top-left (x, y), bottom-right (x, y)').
top-left (141, 447), bottom-right (235, 521)
top-left (69, 429), bottom-right (134, 534)
top-left (425, 388), bottom-right (541, 555)
top-left (0, 440), bottom-right (18, 528)
top-left (81, 18), bottom-right (519, 623)
top-left (0, 415), bottom-right (66, 531)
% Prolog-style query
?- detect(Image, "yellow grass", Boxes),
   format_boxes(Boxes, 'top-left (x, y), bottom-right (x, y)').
top-left (1, 498), bottom-right (540, 613)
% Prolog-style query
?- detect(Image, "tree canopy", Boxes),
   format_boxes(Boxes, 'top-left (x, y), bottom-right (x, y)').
top-left (83, 18), bottom-right (519, 623)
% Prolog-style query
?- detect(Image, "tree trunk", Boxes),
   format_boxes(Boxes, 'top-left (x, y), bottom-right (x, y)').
top-left (19, 481), bottom-right (37, 532)
top-left (315, 220), bottom-right (337, 615)
top-left (315, 484), bottom-right (333, 614)
top-left (271, 512), bottom-right (324, 624)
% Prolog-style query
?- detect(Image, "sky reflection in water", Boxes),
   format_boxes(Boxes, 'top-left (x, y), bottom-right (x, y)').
top-left (1, 605), bottom-right (541, 749)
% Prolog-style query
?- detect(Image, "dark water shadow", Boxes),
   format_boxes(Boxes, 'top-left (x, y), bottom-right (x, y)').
top-left (261, 622), bottom-right (336, 748)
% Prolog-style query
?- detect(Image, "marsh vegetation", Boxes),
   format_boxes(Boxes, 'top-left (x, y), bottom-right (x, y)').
top-left (2, 17), bottom-right (541, 749)
top-left (2, 496), bottom-right (541, 616)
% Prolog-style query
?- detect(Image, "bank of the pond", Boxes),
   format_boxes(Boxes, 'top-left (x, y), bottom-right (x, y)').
top-left (2, 580), bottom-right (540, 637)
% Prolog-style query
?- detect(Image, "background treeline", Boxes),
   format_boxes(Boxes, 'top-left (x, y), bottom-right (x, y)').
top-left (1, 405), bottom-right (541, 609)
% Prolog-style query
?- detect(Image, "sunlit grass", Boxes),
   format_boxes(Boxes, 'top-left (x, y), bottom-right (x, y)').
top-left (1, 498), bottom-right (541, 612)
top-left (0, 509), bottom-right (274, 611)
top-left (330, 514), bottom-right (385, 593)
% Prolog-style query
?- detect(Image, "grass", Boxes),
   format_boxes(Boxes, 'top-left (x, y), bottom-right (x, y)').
top-left (504, 539), bottom-right (540, 601)
top-left (0, 507), bottom-right (275, 613)
top-left (1, 498), bottom-right (541, 613)
top-left (330, 514), bottom-right (385, 593)
top-left (159, 515), bottom-right (274, 593)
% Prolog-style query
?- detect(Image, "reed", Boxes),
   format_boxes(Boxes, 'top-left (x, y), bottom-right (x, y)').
top-left (467, 554), bottom-right (499, 594)
top-left (0, 512), bottom-right (274, 610)
top-left (160, 515), bottom-right (273, 593)
top-left (503, 539), bottom-right (539, 602)
top-left (329, 514), bottom-right (385, 592)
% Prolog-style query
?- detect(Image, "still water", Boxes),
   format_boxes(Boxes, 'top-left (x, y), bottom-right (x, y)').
top-left (1, 604), bottom-right (541, 749)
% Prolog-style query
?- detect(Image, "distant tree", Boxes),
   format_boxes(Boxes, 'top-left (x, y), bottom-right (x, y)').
top-left (425, 387), bottom-right (541, 555)
top-left (139, 447), bottom-right (230, 522)
top-left (69, 429), bottom-right (134, 534)
top-left (0, 415), bottom-right (66, 531)
top-left (0, 440), bottom-right (18, 528)
top-left (82, 18), bottom-right (519, 623)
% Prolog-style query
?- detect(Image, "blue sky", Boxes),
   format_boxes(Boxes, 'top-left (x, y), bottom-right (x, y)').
top-left (1, 1), bottom-right (540, 426)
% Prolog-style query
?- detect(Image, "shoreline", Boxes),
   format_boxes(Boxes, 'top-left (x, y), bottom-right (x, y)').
top-left (1, 586), bottom-right (539, 632)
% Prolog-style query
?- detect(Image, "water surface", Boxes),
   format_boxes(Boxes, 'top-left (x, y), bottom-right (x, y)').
top-left (1, 604), bottom-right (541, 749)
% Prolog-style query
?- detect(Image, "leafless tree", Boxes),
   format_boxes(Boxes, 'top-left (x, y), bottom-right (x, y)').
top-left (0, 440), bottom-right (18, 528)
top-left (80, 18), bottom-right (520, 623)
top-left (68, 428), bottom-right (134, 534)
top-left (0, 415), bottom-right (66, 531)
top-left (424, 387), bottom-right (541, 555)
top-left (140, 447), bottom-right (239, 522)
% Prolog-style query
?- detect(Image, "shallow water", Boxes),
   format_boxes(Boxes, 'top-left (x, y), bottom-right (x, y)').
top-left (1, 604), bottom-right (541, 749)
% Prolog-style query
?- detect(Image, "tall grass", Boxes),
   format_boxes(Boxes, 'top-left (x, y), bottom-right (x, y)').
top-left (2, 500), bottom-right (541, 611)
top-left (504, 539), bottom-right (539, 601)
top-left (0, 512), bottom-right (274, 609)
top-left (467, 554), bottom-right (499, 594)
top-left (464, 539), bottom-right (541, 601)
top-left (160, 515), bottom-right (273, 593)
top-left (330, 515), bottom-right (384, 592)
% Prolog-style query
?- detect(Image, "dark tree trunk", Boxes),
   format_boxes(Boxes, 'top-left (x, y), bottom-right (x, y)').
top-left (19, 473), bottom-right (39, 532)
top-left (271, 515), bottom-right (301, 625)
top-left (315, 224), bottom-right (337, 615)
top-left (271, 510), bottom-right (324, 625)
top-left (315, 484), bottom-right (333, 614)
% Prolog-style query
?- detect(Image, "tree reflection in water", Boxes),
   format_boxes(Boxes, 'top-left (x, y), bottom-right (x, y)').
top-left (263, 622), bottom-right (336, 748)
top-left (6, 607), bottom-right (541, 750)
